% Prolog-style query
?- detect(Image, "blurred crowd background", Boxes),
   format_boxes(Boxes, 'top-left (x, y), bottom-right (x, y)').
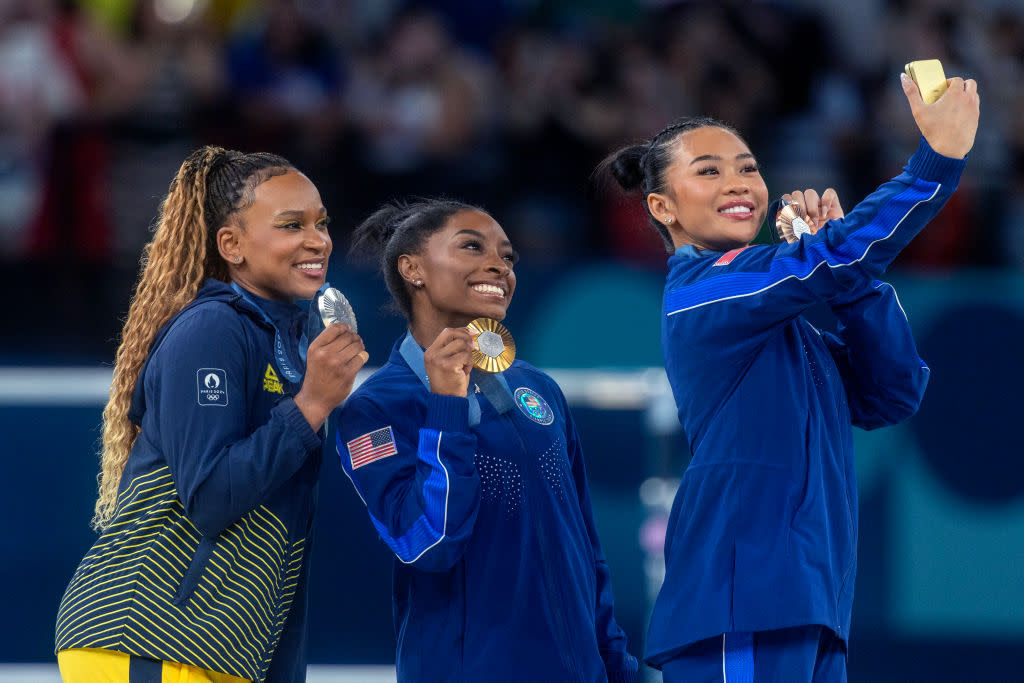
top-left (3, 0), bottom-right (1024, 681)
top-left (1, 0), bottom-right (1023, 362)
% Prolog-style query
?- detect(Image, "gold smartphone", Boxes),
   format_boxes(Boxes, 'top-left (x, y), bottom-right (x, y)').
top-left (905, 59), bottom-right (948, 104)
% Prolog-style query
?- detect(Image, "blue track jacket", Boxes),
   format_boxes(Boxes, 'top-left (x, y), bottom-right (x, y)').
top-left (646, 138), bottom-right (966, 667)
top-left (56, 279), bottom-right (323, 682)
top-left (335, 338), bottom-right (639, 682)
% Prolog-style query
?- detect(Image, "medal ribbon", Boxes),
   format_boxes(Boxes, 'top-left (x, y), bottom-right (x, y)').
top-left (231, 282), bottom-right (308, 383)
top-left (399, 331), bottom-right (514, 427)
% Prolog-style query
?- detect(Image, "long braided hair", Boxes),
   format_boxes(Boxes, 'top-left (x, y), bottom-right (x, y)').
top-left (93, 146), bottom-right (294, 530)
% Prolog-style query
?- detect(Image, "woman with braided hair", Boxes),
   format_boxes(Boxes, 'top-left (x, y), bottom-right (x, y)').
top-left (600, 74), bottom-right (979, 680)
top-left (55, 146), bottom-right (367, 682)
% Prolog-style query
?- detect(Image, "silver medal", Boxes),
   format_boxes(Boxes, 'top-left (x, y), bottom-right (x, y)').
top-left (318, 287), bottom-right (357, 333)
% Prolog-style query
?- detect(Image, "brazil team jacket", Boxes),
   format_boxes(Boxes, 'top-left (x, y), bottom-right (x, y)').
top-left (645, 138), bottom-right (967, 667)
top-left (56, 279), bottom-right (323, 683)
top-left (335, 337), bottom-right (640, 682)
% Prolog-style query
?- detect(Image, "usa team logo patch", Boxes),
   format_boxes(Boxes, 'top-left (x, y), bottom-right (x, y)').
top-left (514, 388), bottom-right (554, 425)
top-left (347, 426), bottom-right (398, 469)
top-left (197, 368), bottom-right (228, 406)
top-left (713, 246), bottom-right (750, 266)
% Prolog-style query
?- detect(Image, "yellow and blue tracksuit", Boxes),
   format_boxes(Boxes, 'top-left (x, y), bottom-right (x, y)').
top-left (647, 138), bottom-right (966, 676)
top-left (56, 279), bottom-right (324, 683)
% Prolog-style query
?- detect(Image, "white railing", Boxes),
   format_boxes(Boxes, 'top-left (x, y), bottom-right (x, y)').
top-left (0, 366), bottom-right (676, 414)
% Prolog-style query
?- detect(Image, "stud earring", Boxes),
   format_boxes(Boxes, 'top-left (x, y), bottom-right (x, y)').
top-left (235, 257), bottom-right (241, 263)
top-left (665, 217), bottom-right (673, 224)
top-left (415, 280), bottom-right (423, 287)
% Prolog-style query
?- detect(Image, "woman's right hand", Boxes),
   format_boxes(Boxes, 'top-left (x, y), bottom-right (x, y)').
top-left (295, 323), bottom-right (368, 431)
top-left (901, 72), bottom-right (979, 160)
top-left (424, 327), bottom-right (475, 397)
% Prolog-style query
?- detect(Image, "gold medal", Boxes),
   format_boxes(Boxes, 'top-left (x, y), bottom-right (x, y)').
top-left (466, 318), bottom-right (516, 373)
top-left (775, 202), bottom-right (818, 244)
top-left (318, 287), bottom-right (358, 333)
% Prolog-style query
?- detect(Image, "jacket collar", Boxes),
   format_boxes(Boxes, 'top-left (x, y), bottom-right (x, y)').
top-left (224, 281), bottom-right (305, 332)
top-left (673, 245), bottom-right (705, 260)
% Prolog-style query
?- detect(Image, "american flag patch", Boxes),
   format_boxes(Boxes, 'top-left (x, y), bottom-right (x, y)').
top-left (713, 246), bottom-right (750, 266)
top-left (347, 426), bottom-right (398, 469)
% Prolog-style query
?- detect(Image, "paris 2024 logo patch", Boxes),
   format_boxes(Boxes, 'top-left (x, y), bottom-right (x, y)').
top-left (514, 387), bottom-right (554, 425)
top-left (197, 368), bottom-right (228, 406)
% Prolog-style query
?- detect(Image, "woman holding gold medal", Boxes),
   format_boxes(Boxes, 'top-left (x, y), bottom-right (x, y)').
top-left (600, 67), bottom-right (979, 681)
top-left (335, 199), bottom-right (640, 682)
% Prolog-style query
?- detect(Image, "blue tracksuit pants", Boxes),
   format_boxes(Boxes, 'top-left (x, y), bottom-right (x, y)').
top-left (660, 626), bottom-right (847, 683)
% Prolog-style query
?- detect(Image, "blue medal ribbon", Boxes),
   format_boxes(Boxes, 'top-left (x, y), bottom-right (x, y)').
top-left (399, 330), bottom-right (514, 427)
top-left (231, 282), bottom-right (309, 383)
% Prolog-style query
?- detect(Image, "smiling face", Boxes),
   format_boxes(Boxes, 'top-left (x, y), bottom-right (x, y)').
top-left (647, 126), bottom-right (769, 252)
top-left (402, 209), bottom-right (518, 338)
top-left (219, 170), bottom-right (331, 302)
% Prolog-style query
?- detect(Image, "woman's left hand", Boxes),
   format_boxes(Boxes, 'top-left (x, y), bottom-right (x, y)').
top-left (781, 188), bottom-right (845, 228)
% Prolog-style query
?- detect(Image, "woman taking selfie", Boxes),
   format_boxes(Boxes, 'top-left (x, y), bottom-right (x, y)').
top-left (601, 73), bottom-right (979, 681)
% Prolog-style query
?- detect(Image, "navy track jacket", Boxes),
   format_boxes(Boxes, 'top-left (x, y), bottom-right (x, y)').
top-left (335, 338), bottom-right (639, 682)
top-left (645, 138), bottom-right (966, 667)
top-left (56, 279), bottom-right (323, 682)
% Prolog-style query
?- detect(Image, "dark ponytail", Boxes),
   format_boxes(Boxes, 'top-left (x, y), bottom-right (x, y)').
top-left (597, 116), bottom-right (742, 250)
top-left (351, 198), bottom-right (483, 320)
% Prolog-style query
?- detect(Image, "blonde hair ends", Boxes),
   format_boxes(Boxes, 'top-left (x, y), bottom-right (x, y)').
top-left (91, 148), bottom-right (219, 530)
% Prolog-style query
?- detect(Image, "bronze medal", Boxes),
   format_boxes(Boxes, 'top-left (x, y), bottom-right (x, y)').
top-left (775, 202), bottom-right (818, 244)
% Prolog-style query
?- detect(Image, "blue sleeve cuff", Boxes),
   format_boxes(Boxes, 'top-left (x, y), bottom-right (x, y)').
top-left (603, 652), bottom-right (641, 683)
top-left (905, 136), bottom-right (968, 185)
top-left (425, 394), bottom-right (470, 433)
top-left (274, 398), bottom-right (324, 453)
top-left (607, 667), bottom-right (641, 683)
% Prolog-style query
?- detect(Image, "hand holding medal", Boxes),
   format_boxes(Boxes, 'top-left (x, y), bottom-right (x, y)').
top-left (297, 286), bottom-right (367, 430)
top-left (775, 188), bottom-right (845, 244)
top-left (421, 320), bottom-right (515, 397)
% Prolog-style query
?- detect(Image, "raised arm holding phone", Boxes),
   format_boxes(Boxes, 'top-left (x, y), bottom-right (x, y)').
top-left (598, 66), bottom-right (978, 682)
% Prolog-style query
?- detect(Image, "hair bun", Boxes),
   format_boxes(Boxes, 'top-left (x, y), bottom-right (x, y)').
top-left (607, 145), bottom-right (647, 192)
top-left (350, 201), bottom-right (410, 262)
